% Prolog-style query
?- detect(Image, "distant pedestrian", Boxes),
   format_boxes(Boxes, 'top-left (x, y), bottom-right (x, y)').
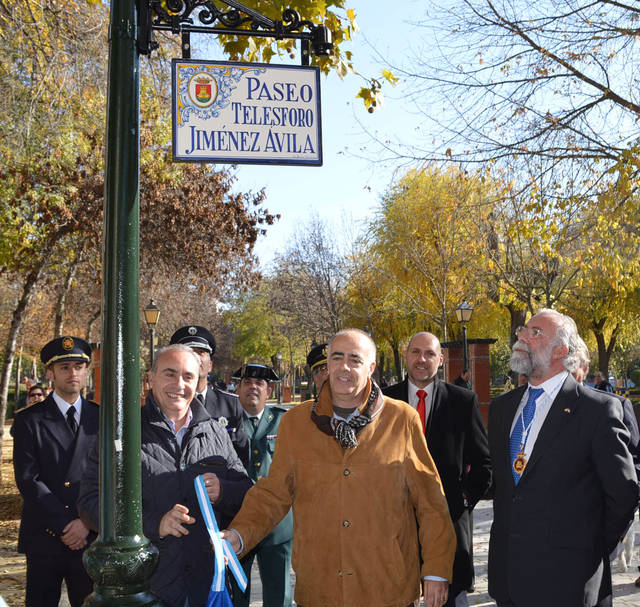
top-left (594, 370), bottom-right (614, 393)
top-left (453, 369), bottom-right (472, 390)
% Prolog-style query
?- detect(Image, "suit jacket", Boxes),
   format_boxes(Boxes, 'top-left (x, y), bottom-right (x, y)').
top-left (11, 394), bottom-right (99, 555)
top-left (488, 375), bottom-right (638, 607)
top-left (243, 405), bottom-right (293, 547)
top-left (203, 385), bottom-right (250, 468)
top-left (608, 391), bottom-right (640, 493)
top-left (383, 378), bottom-right (492, 594)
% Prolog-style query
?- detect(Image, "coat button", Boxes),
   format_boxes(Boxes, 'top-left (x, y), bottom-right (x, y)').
top-left (64, 481), bottom-right (70, 487)
top-left (255, 462), bottom-right (261, 467)
top-left (253, 449), bottom-right (259, 455)
top-left (343, 520), bottom-right (351, 527)
top-left (64, 505), bottom-right (69, 509)
top-left (343, 469), bottom-right (350, 476)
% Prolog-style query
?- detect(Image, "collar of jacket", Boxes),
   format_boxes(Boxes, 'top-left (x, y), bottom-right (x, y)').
top-left (315, 378), bottom-right (375, 418)
top-left (144, 390), bottom-right (211, 428)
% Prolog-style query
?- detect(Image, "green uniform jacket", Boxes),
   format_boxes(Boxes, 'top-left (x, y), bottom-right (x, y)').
top-left (244, 405), bottom-right (293, 547)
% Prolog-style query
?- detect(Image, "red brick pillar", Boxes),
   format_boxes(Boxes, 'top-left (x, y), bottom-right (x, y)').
top-left (441, 338), bottom-right (496, 428)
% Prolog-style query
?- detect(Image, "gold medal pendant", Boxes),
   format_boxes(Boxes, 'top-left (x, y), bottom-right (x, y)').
top-left (513, 452), bottom-right (527, 475)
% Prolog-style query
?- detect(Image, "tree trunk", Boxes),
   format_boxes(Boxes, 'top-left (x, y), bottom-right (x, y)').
top-left (0, 232), bottom-right (63, 483)
top-left (86, 308), bottom-right (101, 342)
top-left (0, 263), bottom-right (49, 482)
top-left (392, 344), bottom-right (402, 382)
top-left (591, 320), bottom-right (618, 376)
top-left (377, 351), bottom-right (385, 385)
top-left (54, 254), bottom-right (80, 336)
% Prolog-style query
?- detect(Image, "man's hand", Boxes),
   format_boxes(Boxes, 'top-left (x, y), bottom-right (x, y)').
top-left (61, 518), bottom-right (90, 550)
top-left (422, 579), bottom-right (449, 607)
top-left (202, 472), bottom-right (221, 503)
top-left (219, 529), bottom-right (242, 554)
top-left (158, 504), bottom-right (195, 538)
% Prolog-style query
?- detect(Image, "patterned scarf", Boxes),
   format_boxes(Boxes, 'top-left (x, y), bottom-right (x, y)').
top-left (311, 380), bottom-right (385, 449)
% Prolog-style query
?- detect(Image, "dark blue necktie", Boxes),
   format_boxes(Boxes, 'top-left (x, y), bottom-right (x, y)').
top-left (509, 387), bottom-right (544, 484)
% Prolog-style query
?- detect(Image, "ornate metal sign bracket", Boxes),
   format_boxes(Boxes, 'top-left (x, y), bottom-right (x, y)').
top-left (137, 0), bottom-right (333, 65)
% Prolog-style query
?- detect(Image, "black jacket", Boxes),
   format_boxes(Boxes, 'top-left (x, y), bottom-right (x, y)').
top-left (12, 394), bottom-right (99, 555)
top-left (78, 394), bottom-right (252, 607)
top-left (383, 377), bottom-right (492, 594)
top-left (203, 385), bottom-right (250, 469)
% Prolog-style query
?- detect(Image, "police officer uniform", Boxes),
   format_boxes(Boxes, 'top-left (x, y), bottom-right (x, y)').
top-left (170, 325), bottom-right (249, 467)
top-left (12, 337), bottom-right (99, 607)
top-left (306, 342), bottom-right (328, 399)
top-left (231, 364), bottom-right (293, 607)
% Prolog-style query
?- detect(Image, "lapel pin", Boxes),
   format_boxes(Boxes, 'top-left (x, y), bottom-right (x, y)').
top-left (563, 408), bottom-right (571, 413)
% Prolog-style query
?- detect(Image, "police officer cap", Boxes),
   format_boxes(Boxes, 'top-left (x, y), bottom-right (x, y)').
top-left (170, 325), bottom-right (216, 355)
top-left (232, 364), bottom-right (280, 383)
top-left (306, 343), bottom-right (328, 371)
top-left (40, 336), bottom-right (92, 367)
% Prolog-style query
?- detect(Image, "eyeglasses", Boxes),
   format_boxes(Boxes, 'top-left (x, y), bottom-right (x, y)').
top-left (312, 364), bottom-right (328, 375)
top-left (515, 326), bottom-right (544, 338)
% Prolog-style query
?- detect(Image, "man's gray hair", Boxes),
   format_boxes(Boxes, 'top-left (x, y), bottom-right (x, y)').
top-left (574, 336), bottom-right (590, 370)
top-left (536, 308), bottom-right (580, 373)
top-left (328, 329), bottom-right (377, 364)
top-left (152, 344), bottom-right (201, 373)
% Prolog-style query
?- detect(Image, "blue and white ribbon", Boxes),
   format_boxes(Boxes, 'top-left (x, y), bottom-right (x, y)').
top-left (194, 475), bottom-right (248, 593)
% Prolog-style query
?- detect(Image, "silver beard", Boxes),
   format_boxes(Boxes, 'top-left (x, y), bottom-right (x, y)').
top-left (510, 348), bottom-right (532, 375)
top-left (510, 341), bottom-right (553, 378)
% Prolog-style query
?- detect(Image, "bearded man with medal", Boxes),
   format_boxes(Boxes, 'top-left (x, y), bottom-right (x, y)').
top-left (488, 309), bottom-right (638, 607)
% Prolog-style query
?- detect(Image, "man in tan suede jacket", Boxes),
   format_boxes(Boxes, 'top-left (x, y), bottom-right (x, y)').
top-left (222, 329), bottom-right (456, 607)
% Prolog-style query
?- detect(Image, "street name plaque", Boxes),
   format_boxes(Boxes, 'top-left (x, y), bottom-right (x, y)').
top-left (172, 60), bottom-right (322, 166)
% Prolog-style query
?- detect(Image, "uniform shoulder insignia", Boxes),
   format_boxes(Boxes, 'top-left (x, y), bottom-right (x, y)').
top-left (215, 388), bottom-right (239, 398)
top-left (14, 399), bottom-right (47, 416)
top-left (268, 405), bottom-right (288, 414)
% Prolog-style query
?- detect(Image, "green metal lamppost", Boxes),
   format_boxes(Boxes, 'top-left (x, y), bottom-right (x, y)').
top-left (455, 301), bottom-right (474, 373)
top-left (81, 0), bottom-right (160, 603)
top-left (84, 1), bottom-right (334, 603)
top-left (276, 350), bottom-right (283, 404)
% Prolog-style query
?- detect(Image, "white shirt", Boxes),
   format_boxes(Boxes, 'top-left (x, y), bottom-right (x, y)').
top-left (245, 408), bottom-right (265, 423)
top-left (408, 379), bottom-right (435, 423)
top-left (161, 408), bottom-right (193, 447)
top-left (509, 371), bottom-right (568, 459)
top-left (52, 390), bottom-right (82, 427)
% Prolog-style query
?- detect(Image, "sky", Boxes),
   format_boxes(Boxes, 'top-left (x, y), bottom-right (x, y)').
top-left (204, 1), bottom-right (429, 266)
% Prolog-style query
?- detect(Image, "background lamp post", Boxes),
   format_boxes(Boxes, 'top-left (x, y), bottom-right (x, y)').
top-left (455, 301), bottom-right (474, 373)
top-left (276, 350), bottom-right (283, 404)
top-left (143, 300), bottom-right (160, 367)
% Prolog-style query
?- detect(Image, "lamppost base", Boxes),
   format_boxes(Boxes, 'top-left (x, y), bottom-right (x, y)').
top-left (83, 590), bottom-right (165, 607)
top-left (83, 538), bottom-right (162, 607)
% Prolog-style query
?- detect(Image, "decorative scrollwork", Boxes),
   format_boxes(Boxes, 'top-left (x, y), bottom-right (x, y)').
top-left (139, 0), bottom-right (332, 58)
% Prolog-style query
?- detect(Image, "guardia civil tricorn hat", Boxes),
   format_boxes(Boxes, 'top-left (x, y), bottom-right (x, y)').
top-left (232, 364), bottom-right (280, 383)
top-left (40, 336), bottom-right (92, 367)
